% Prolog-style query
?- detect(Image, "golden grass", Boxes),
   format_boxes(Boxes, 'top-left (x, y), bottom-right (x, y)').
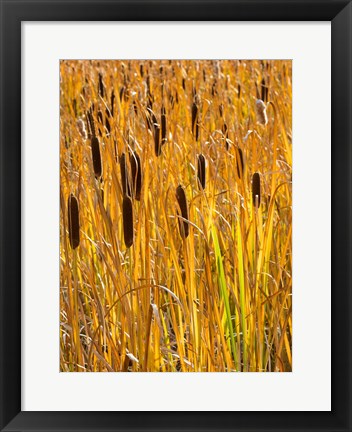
top-left (60, 59), bottom-right (292, 372)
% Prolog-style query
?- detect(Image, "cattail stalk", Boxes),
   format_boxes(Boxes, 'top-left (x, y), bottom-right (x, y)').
top-left (119, 153), bottom-right (131, 197)
top-left (176, 185), bottom-right (189, 239)
top-left (68, 194), bottom-right (80, 249)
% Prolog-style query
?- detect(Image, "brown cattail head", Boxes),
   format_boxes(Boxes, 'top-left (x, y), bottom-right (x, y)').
top-left (212, 81), bottom-right (217, 97)
top-left (154, 124), bottom-right (161, 156)
top-left (119, 153), bottom-right (131, 197)
top-left (86, 108), bottom-right (96, 138)
top-left (197, 154), bottom-right (206, 190)
top-left (176, 185), bottom-right (189, 239)
top-left (252, 172), bottom-right (261, 207)
top-left (222, 122), bottom-right (229, 149)
top-left (236, 147), bottom-right (245, 179)
top-left (91, 136), bottom-right (102, 179)
top-left (129, 151), bottom-right (142, 201)
top-left (68, 194), bottom-right (80, 249)
top-left (98, 73), bottom-right (105, 98)
top-left (191, 101), bottom-right (198, 138)
top-left (122, 195), bottom-right (134, 248)
top-left (261, 78), bottom-right (269, 103)
top-left (255, 99), bottom-right (268, 126)
top-left (161, 106), bottom-right (167, 144)
top-left (110, 90), bottom-right (115, 117)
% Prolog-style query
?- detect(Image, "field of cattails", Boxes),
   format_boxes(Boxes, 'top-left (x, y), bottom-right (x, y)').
top-left (60, 60), bottom-right (292, 372)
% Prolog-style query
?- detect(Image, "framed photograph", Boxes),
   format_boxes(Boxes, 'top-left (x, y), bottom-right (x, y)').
top-left (1, 0), bottom-right (351, 431)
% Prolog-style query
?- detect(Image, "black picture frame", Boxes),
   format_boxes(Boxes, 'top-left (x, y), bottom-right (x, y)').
top-left (0, 1), bottom-right (351, 431)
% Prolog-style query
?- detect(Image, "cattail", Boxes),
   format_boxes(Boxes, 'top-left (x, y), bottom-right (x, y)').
top-left (122, 195), bottom-right (134, 248)
top-left (255, 82), bottom-right (260, 99)
top-left (146, 106), bottom-right (157, 132)
top-left (86, 108), bottom-right (96, 138)
top-left (197, 154), bottom-right (206, 190)
top-left (237, 83), bottom-right (241, 99)
top-left (130, 151), bottom-right (142, 201)
top-left (182, 78), bottom-right (186, 90)
top-left (169, 93), bottom-right (175, 108)
top-left (110, 90), bottom-right (115, 117)
top-left (219, 104), bottom-right (224, 118)
top-left (68, 194), bottom-right (80, 249)
top-left (97, 110), bottom-right (103, 137)
top-left (191, 101), bottom-right (198, 134)
top-left (222, 123), bottom-right (229, 149)
top-left (191, 98), bottom-right (200, 141)
top-left (77, 118), bottom-right (87, 140)
top-left (119, 153), bottom-right (131, 197)
top-left (72, 98), bottom-right (77, 117)
top-left (255, 99), bottom-right (268, 126)
top-left (176, 185), bottom-right (189, 239)
top-left (119, 86), bottom-right (125, 101)
top-left (98, 73), bottom-right (105, 98)
top-left (91, 136), bottom-right (102, 179)
top-left (140, 63), bottom-right (144, 77)
top-left (133, 100), bottom-right (138, 116)
top-left (146, 75), bottom-right (151, 97)
top-left (154, 124), bottom-right (161, 156)
top-left (236, 147), bottom-right (245, 179)
top-left (212, 81), bottom-right (217, 97)
top-left (252, 172), bottom-right (261, 207)
top-left (222, 122), bottom-right (228, 138)
top-left (161, 106), bottom-right (167, 144)
top-left (261, 78), bottom-right (269, 103)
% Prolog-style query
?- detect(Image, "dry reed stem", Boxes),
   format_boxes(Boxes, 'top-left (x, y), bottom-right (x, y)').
top-left (119, 153), bottom-right (131, 197)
